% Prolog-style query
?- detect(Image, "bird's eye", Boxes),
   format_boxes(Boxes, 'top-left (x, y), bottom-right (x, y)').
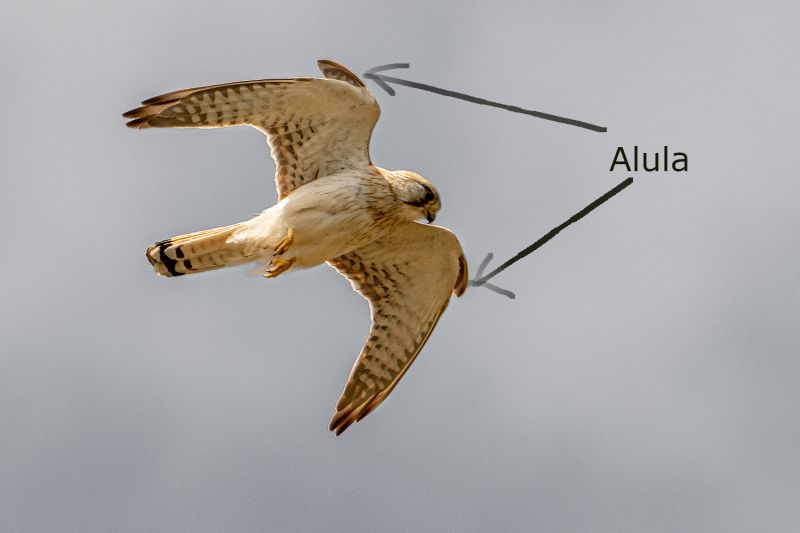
top-left (423, 191), bottom-right (435, 203)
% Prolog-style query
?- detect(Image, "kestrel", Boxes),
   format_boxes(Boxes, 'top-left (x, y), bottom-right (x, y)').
top-left (124, 60), bottom-right (468, 435)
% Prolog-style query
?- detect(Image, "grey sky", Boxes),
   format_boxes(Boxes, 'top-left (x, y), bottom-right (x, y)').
top-left (2, 1), bottom-right (799, 531)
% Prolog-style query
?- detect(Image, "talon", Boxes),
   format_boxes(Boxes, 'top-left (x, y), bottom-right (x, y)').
top-left (264, 257), bottom-right (296, 278)
top-left (274, 227), bottom-right (294, 256)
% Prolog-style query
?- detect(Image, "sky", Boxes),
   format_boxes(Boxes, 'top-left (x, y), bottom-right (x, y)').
top-left (2, 1), bottom-right (799, 531)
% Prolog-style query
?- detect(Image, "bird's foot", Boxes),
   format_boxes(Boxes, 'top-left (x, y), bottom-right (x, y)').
top-left (274, 227), bottom-right (294, 256)
top-left (264, 257), bottom-right (296, 278)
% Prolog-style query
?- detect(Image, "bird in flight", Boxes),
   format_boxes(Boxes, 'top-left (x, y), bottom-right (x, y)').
top-left (123, 60), bottom-right (468, 435)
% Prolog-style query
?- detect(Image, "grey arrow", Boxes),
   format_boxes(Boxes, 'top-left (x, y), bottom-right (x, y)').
top-left (469, 177), bottom-right (634, 298)
top-left (363, 63), bottom-right (608, 133)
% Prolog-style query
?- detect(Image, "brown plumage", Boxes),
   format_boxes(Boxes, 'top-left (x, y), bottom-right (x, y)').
top-left (146, 224), bottom-right (253, 277)
top-left (126, 60), bottom-right (467, 435)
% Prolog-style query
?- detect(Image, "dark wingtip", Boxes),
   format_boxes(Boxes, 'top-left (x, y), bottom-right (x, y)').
top-left (329, 410), bottom-right (355, 436)
top-left (125, 117), bottom-right (151, 129)
top-left (141, 92), bottom-right (182, 106)
top-left (141, 95), bottom-right (163, 105)
top-left (122, 105), bottom-right (158, 119)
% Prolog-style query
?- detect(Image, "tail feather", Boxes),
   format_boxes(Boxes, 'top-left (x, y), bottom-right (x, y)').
top-left (146, 223), bottom-right (256, 277)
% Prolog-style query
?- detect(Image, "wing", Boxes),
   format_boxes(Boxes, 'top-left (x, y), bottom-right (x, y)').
top-left (123, 60), bottom-right (379, 199)
top-left (327, 222), bottom-right (469, 435)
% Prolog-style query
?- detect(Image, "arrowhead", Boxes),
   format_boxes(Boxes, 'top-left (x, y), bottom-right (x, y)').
top-left (363, 73), bottom-right (396, 96)
top-left (479, 282), bottom-right (516, 299)
top-left (473, 252), bottom-right (494, 279)
top-left (363, 63), bottom-right (410, 75)
top-left (468, 253), bottom-right (515, 299)
top-left (362, 63), bottom-right (411, 96)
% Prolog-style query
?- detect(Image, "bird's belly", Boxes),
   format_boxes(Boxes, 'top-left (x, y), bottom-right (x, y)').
top-left (242, 171), bottom-right (397, 271)
top-left (284, 203), bottom-right (382, 269)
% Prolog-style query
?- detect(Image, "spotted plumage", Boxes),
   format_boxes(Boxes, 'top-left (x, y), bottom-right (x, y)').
top-left (125, 60), bottom-right (467, 435)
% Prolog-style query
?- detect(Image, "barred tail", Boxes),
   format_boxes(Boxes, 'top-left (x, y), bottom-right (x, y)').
top-left (146, 223), bottom-right (254, 277)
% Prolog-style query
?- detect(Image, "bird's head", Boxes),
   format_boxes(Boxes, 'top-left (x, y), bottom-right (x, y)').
top-left (390, 170), bottom-right (441, 224)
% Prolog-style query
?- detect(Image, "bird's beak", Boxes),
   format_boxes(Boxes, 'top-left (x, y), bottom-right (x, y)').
top-left (426, 210), bottom-right (436, 224)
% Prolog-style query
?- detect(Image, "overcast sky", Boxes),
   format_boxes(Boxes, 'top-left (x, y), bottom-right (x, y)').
top-left (2, 1), bottom-right (799, 531)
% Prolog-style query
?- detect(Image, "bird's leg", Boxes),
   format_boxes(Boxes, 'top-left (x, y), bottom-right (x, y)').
top-left (264, 257), bottom-right (296, 278)
top-left (274, 227), bottom-right (294, 256)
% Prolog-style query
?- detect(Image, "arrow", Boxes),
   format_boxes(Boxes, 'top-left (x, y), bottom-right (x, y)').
top-left (471, 253), bottom-right (517, 299)
top-left (363, 63), bottom-right (607, 133)
top-left (470, 177), bottom-right (634, 298)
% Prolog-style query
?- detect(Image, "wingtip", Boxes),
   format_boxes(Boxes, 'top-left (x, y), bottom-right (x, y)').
top-left (122, 104), bottom-right (152, 127)
top-left (329, 413), bottom-right (354, 436)
top-left (122, 105), bottom-right (154, 120)
top-left (141, 92), bottom-right (183, 106)
top-left (124, 117), bottom-right (151, 129)
top-left (328, 402), bottom-right (365, 435)
top-left (141, 95), bottom-right (165, 105)
top-left (123, 104), bottom-right (154, 127)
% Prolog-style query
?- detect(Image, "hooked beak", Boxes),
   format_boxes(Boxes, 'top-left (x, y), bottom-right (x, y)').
top-left (426, 210), bottom-right (436, 224)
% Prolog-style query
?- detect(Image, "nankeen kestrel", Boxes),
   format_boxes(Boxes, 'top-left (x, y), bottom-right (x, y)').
top-left (124, 60), bottom-right (467, 435)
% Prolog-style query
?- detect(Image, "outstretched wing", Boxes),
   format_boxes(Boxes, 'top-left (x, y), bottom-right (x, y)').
top-left (327, 223), bottom-right (468, 435)
top-left (123, 60), bottom-right (379, 199)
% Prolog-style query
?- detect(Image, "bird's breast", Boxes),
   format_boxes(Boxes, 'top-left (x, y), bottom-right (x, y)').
top-left (279, 174), bottom-right (399, 268)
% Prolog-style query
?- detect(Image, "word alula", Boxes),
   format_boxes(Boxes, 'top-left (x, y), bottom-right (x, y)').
top-left (610, 146), bottom-right (687, 172)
